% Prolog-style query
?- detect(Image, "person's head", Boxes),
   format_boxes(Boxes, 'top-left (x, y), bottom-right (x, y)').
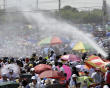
top-left (84, 71), bottom-right (89, 76)
top-left (72, 74), bottom-right (77, 80)
top-left (55, 62), bottom-right (58, 66)
top-left (72, 67), bottom-right (77, 71)
top-left (95, 67), bottom-right (101, 73)
top-left (31, 76), bottom-right (37, 84)
top-left (59, 62), bottom-right (63, 67)
top-left (32, 53), bottom-right (36, 57)
top-left (9, 69), bottom-right (13, 75)
top-left (51, 51), bottom-right (54, 55)
top-left (63, 52), bottom-right (67, 55)
top-left (2, 73), bottom-right (7, 81)
top-left (30, 68), bottom-right (35, 75)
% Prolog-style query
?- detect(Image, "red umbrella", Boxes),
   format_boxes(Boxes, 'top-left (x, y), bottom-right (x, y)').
top-left (61, 54), bottom-right (81, 62)
top-left (34, 64), bottom-right (52, 74)
top-left (39, 70), bottom-right (63, 78)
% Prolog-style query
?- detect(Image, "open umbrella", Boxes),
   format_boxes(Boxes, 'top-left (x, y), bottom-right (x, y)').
top-left (39, 70), bottom-right (62, 78)
top-left (61, 54), bottom-right (81, 62)
top-left (57, 65), bottom-right (72, 80)
top-left (73, 42), bottom-right (92, 52)
top-left (34, 64), bottom-right (52, 74)
top-left (38, 36), bottom-right (62, 45)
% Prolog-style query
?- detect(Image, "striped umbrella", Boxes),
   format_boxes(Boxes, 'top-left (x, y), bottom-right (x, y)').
top-left (73, 42), bottom-right (92, 52)
top-left (38, 36), bottom-right (63, 45)
top-left (85, 55), bottom-right (110, 72)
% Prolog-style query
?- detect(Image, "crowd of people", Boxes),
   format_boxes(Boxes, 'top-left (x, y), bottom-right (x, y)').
top-left (0, 47), bottom-right (110, 88)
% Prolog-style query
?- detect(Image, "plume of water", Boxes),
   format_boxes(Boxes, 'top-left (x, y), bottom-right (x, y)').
top-left (23, 10), bottom-right (108, 57)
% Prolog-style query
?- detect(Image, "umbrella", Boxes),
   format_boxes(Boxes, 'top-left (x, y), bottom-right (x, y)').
top-left (106, 32), bottom-right (110, 37)
top-left (1, 64), bottom-right (20, 75)
top-left (34, 64), bottom-right (52, 74)
top-left (85, 55), bottom-right (110, 72)
top-left (73, 42), bottom-right (92, 52)
top-left (61, 54), bottom-right (81, 62)
top-left (0, 82), bottom-right (19, 88)
top-left (39, 70), bottom-right (62, 78)
top-left (38, 36), bottom-right (62, 45)
top-left (57, 65), bottom-right (72, 80)
top-left (38, 36), bottom-right (70, 46)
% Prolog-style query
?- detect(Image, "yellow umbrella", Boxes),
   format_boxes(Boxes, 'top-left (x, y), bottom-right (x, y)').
top-left (73, 42), bottom-right (92, 52)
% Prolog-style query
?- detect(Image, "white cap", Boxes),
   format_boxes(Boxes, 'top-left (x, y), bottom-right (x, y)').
top-left (31, 76), bottom-right (36, 80)
top-left (30, 68), bottom-right (35, 71)
top-left (72, 74), bottom-right (77, 78)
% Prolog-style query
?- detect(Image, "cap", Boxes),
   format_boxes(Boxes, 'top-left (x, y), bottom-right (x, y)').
top-left (31, 76), bottom-right (36, 80)
top-left (72, 74), bottom-right (77, 78)
top-left (30, 68), bottom-right (35, 71)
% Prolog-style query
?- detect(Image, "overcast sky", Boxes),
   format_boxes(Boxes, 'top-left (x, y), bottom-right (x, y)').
top-left (0, 0), bottom-right (110, 10)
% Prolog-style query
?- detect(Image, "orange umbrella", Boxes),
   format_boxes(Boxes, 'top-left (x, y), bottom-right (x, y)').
top-left (34, 64), bottom-right (52, 74)
top-left (39, 70), bottom-right (63, 78)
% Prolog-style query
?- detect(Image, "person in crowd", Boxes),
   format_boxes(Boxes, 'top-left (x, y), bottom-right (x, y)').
top-left (58, 62), bottom-right (65, 74)
top-left (82, 52), bottom-right (88, 62)
top-left (6, 69), bottom-right (18, 81)
top-left (49, 51), bottom-right (56, 61)
top-left (72, 67), bottom-right (79, 76)
top-left (105, 65), bottom-right (110, 87)
top-left (0, 73), bottom-right (9, 82)
top-left (91, 67), bottom-right (103, 84)
top-left (69, 74), bottom-right (78, 88)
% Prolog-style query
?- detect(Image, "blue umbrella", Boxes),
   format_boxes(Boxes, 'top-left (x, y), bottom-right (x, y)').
top-left (106, 32), bottom-right (110, 37)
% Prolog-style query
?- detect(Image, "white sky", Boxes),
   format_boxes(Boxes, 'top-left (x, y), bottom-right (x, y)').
top-left (1, 0), bottom-right (110, 10)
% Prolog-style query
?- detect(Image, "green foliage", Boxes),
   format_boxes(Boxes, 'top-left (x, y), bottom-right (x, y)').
top-left (56, 6), bottom-right (103, 24)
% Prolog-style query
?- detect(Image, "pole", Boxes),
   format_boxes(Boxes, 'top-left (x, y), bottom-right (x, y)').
top-left (58, 0), bottom-right (61, 12)
top-left (4, 0), bottom-right (6, 10)
top-left (36, 0), bottom-right (38, 9)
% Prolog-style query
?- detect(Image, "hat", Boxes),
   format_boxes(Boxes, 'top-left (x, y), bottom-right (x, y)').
top-left (29, 64), bottom-right (33, 67)
top-left (72, 74), bottom-right (77, 78)
top-left (31, 76), bottom-right (36, 80)
top-left (30, 68), bottom-right (35, 71)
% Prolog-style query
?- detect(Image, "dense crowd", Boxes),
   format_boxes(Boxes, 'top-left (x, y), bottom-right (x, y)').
top-left (0, 48), bottom-right (110, 88)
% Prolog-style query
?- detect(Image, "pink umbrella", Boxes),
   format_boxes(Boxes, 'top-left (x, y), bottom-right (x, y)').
top-left (61, 54), bottom-right (81, 62)
top-left (57, 65), bottom-right (72, 80)
top-left (34, 64), bottom-right (52, 74)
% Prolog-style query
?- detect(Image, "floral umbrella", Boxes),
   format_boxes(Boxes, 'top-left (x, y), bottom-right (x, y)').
top-left (61, 54), bottom-right (81, 62)
top-left (34, 64), bottom-right (52, 74)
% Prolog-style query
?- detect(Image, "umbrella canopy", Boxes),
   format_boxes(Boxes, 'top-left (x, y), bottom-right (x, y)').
top-left (106, 32), bottom-right (110, 37)
top-left (39, 70), bottom-right (62, 78)
top-left (34, 64), bottom-right (52, 74)
top-left (61, 54), bottom-right (81, 62)
top-left (73, 42), bottom-right (92, 52)
top-left (38, 36), bottom-right (62, 45)
top-left (85, 55), bottom-right (110, 72)
top-left (57, 65), bottom-right (72, 80)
